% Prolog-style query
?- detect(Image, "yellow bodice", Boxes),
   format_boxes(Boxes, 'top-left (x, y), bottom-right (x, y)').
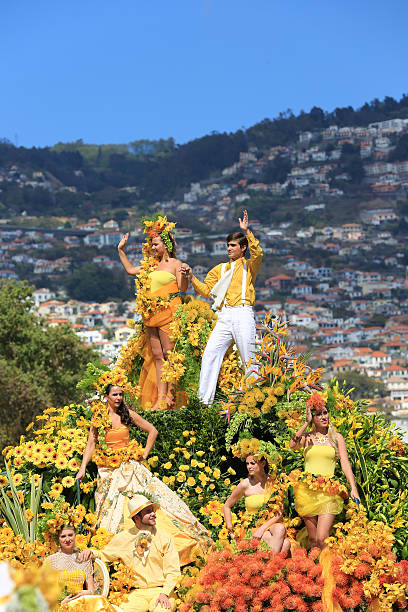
top-left (245, 493), bottom-right (265, 514)
top-left (105, 424), bottom-right (129, 449)
top-left (304, 445), bottom-right (336, 477)
top-left (149, 270), bottom-right (176, 293)
top-left (58, 568), bottom-right (87, 591)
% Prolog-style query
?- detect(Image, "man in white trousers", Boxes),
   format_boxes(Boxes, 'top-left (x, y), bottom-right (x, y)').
top-left (181, 210), bottom-right (262, 405)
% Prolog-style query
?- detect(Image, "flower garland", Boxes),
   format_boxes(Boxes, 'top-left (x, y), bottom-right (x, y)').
top-left (286, 469), bottom-right (349, 499)
top-left (231, 436), bottom-right (280, 470)
top-left (142, 213), bottom-right (176, 254)
top-left (92, 439), bottom-right (144, 469)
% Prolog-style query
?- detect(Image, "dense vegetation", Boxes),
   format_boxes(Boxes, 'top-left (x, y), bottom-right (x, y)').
top-left (0, 281), bottom-right (101, 446)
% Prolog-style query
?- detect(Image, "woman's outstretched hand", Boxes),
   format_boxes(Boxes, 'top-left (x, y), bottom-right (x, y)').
top-left (305, 404), bottom-right (313, 426)
top-left (118, 233), bottom-right (129, 251)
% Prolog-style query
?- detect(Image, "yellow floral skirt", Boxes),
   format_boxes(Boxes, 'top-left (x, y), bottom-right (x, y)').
top-left (294, 481), bottom-right (344, 517)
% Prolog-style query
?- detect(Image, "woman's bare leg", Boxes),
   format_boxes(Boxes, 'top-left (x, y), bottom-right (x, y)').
top-left (303, 516), bottom-right (318, 548)
top-left (146, 327), bottom-right (167, 409)
top-left (262, 523), bottom-right (287, 553)
top-left (158, 328), bottom-right (176, 407)
top-left (315, 513), bottom-right (335, 549)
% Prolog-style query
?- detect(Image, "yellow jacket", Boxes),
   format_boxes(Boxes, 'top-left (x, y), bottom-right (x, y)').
top-left (191, 231), bottom-right (263, 306)
top-left (93, 526), bottom-right (180, 595)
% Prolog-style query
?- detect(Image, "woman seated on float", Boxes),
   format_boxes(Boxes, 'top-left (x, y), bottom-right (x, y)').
top-left (117, 216), bottom-right (188, 410)
top-left (223, 450), bottom-right (290, 554)
top-left (44, 524), bottom-right (120, 611)
top-left (76, 382), bottom-right (209, 564)
top-left (289, 391), bottom-right (360, 550)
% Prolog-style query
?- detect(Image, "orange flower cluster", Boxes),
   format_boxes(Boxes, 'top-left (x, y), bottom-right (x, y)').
top-left (178, 542), bottom-right (324, 612)
top-left (92, 439), bottom-right (144, 468)
top-left (286, 469), bottom-right (349, 499)
top-left (306, 391), bottom-right (326, 413)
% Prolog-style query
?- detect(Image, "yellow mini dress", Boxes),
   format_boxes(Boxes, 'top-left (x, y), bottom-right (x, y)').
top-left (245, 494), bottom-right (265, 515)
top-left (294, 445), bottom-right (344, 517)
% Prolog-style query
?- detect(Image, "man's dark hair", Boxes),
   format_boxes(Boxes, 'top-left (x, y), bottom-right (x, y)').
top-left (226, 231), bottom-right (248, 254)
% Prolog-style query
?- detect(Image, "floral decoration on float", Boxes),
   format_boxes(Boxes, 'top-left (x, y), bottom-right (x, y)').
top-left (286, 469), bottom-right (349, 500)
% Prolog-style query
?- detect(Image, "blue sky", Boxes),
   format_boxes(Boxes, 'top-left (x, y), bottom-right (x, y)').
top-left (1, 0), bottom-right (407, 148)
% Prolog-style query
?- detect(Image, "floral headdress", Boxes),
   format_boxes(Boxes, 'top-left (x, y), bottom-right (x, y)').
top-left (141, 213), bottom-right (176, 254)
top-left (306, 390), bottom-right (327, 414)
top-left (77, 363), bottom-right (135, 397)
top-left (231, 433), bottom-right (280, 469)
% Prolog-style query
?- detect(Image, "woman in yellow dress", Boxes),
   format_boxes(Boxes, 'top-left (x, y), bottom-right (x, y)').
top-left (76, 384), bottom-right (210, 565)
top-left (117, 216), bottom-right (188, 410)
top-left (289, 392), bottom-right (360, 549)
top-left (45, 525), bottom-right (120, 611)
top-left (223, 454), bottom-right (290, 553)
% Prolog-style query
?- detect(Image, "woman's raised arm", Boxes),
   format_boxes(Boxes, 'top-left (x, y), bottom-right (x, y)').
top-left (118, 233), bottom-right (141, 276)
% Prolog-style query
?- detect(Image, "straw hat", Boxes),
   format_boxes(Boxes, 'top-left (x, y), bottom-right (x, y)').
top-left (128, 494), bottom-right (159, 519)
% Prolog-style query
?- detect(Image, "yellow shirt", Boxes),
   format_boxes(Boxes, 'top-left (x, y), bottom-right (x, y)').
top-left (191, 231), bottom-right (263, 307)
top-left (93, 526), bottom-right (180, 596)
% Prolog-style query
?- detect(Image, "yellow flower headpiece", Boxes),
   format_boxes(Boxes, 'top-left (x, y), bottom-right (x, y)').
top-left (231, 437), bottom-right (280, 469)
top-left (142, 214), bottom-right (176, 253)
top-left (93, 366), bottom-right (133, 395)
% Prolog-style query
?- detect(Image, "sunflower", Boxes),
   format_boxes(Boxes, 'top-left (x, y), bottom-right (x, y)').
top-left (13, 474), bottom-right (23, 487)
top-left (55, 455), bottom-right (68, 470)
top-left (0, 476), bottom-right (8, 487)
top-left (61, 476), bottom-right (75, 488)
top-left (68, 458), bottom-right (80, 471)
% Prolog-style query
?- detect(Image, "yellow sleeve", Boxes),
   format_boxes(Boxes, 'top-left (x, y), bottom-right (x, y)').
top-left (91, 531), bottom-right (127, 565)
top-left (161, 536), bottom-right (181, 596)
top-left (247, 231), bottom-right (263, 278)
top-left (191, 265), bottom-right (221, 297)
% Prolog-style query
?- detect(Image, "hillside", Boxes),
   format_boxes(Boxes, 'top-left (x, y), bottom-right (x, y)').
top-left (0, 93), bottom-right (408, 229)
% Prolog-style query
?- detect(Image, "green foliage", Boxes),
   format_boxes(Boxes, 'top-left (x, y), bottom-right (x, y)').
top-left (129, 397), bottom-right (227, 465)
top-left (64, 264), bottom-right (131, 302)
top-left (338, 369), bottom-right (387, 399)
top-left (0, 462), bottom-right (42, 542)
top-left (0, 281), bottom-right (100, 446)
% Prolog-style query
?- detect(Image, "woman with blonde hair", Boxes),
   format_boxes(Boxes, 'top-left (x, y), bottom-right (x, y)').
top-left (289, 392), bottom-right (360, 549)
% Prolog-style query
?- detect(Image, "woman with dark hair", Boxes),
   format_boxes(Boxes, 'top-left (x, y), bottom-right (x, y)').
top-left (76, 384), bottom-right (209, 565)
top-left (44, 524), bottom-right (120, 610)
top-left (118, 216), bottom-right (188, 410)
top-left (223, 454), bottom-right (290, 553)
top-left (289, 392), bottom-right (360, 549)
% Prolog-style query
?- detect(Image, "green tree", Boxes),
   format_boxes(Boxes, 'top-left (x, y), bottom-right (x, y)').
top-left (0, 281), bottom-right (100, 447)
top-left (64, 264), bottom-right (131, 302)
top-left (338, 370), bottom-right (386, 399)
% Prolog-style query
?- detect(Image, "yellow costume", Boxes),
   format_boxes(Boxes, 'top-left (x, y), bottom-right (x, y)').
top-left (93, 525), bottom-right (180, 612)
top-left (138, 271), bottom-right (182, 411)
top-left (245, 494), bottom-right (265, 515)
top-left (294, 445), bottom-right (344, 517)
top-left (45, 552), bottom-right (119, 611)
top-left (95, 425), bottom-right (210, 565)
top-left (191, 231), bottom-right (262, 306)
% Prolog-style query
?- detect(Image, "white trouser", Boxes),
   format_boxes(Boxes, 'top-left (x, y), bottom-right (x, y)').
top-left (198, 305), bottom-right (256, 405)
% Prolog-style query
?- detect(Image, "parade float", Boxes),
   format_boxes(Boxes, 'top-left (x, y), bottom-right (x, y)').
top-left (1, 217), bottom-right (408, 611)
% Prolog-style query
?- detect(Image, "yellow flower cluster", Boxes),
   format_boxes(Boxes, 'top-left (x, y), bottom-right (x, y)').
top-left (10, 564), bottom-right (61, 608)
top-left (160, 350), bottom-right (186, 384)
top-left (236, 384), bottom-right (283, 417)
top-left (327, 503), bottom-right (405, 611)
top-left (2, 406), bottom-right (86, 475)
top-left (116, 324), bottom-right (145, 375)
top-left (199, 499), bottom-right (233, 541)
top-left (286, 469), bottom-right (349, 499)
top-left (134, 255), bottom-right (174, 317)
top-left (217, 348), bottom-right (243, 395)
top-left (0, 526), bottom-right (51, 569)
top-left (92, 439), bottom-right (144, 468)
top-left (156, 432), bottom-right (237, 515)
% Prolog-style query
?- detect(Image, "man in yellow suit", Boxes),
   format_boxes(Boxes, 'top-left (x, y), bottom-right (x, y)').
top-left (81, 493), bottom-right (180, 611)
top-left (181, 210), bottom-right (263, 405)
